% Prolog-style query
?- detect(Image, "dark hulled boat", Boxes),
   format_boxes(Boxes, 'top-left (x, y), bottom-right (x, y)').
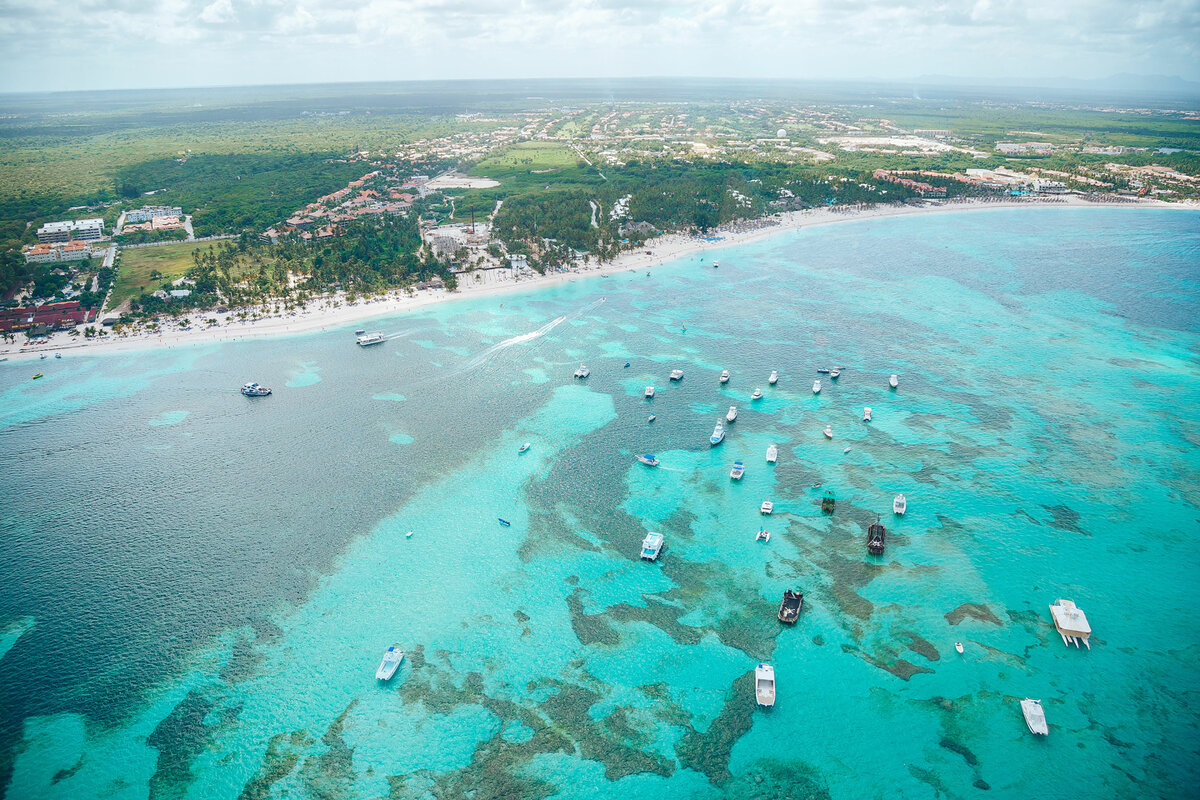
top-left (778, 590), bottom-right (803, 624)
top-left (821, 491), bottom-right (835, 514)
top-left (867, 519), bottom-right (886, 556)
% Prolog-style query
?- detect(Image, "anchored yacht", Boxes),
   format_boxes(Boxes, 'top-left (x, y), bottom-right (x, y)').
top-left (710, 421), bottom-right (725, 445)
top-left (720, 370), bottom-right (730, 384)
top-left (766, 444), bottom-right (778, 463)
top-left (812, 380), bottom-right (821, 394)
top-left (376, 646), bottom-right (404, 680)
top-left (893, 494), bottom-right (907, 515)
top-left (730, 461), bottom-right (745, 480)
top-left (1021, 698), bottom-right (1049, 735)
top-left (726, 405), bottom-right (738, 423)
top-left (641, 532), bottom-right (664, 561)
top-left (755, 664), bottom-right (776, 708)
top-left (645, 386), bottom-right (655, 398)
top-left (768, 370), bottom-right (778, 385)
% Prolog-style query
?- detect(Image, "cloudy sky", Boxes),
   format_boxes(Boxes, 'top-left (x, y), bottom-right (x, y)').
top-left (1, 0), bottom-right (1197, 93)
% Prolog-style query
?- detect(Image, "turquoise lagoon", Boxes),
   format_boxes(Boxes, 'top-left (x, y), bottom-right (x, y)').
top-left (0, 207), bottom-right (1197, 799)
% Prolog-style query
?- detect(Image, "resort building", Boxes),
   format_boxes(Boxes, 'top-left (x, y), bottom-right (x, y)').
top-left (36, 218), bottom-right (106, 243)
top-left (0, 300), bottom-right (97, 333)
top-left (22, 241), bottom-right (101, 264)
top-left (125, 205), bottom-right (182, 224)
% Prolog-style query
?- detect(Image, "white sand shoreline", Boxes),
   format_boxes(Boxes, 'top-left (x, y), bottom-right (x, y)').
top-left (1, 196), bottom-right (1189, 364)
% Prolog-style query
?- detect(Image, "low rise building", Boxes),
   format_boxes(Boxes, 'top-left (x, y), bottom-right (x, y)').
top-left (22, 240), bottom-right (100, 264)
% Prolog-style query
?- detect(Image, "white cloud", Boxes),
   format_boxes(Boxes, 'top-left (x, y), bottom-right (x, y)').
top-left (200, 0), bottom-right (236, 23)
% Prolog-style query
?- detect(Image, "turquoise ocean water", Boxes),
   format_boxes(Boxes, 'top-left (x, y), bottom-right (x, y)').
top-left (0, 207), bottom-right (1197, 799)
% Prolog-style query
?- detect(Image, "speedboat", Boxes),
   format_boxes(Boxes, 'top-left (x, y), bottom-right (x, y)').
top-left (637, 454), bottom-right (660, 467)
top-left (863, 407), bottom-right (872, 422)
top-left (498, 518), bottom-right (511, 527)
top-left (730, 461), bottom-right (745, 480)
top-left (760, 500), bottom-right (773, 515)
top-left (778, 590), bottom-right (803, 624)
top-left (713, 260), bottom-right (720, 268)
top-left (823, 425), bottom-right (833, 439)
top-left (518, 442), bottom-right (530, 453)
top-left (710, 421), bottom-right (725, 445)
top-left (376, 646), bottom-right (404, 680)
top-left (812, 380), bottom-right (821, 394)
top-left (766, 444), bottom-right (778, 463)
top-left (648, 414), bottom-right (656, 423)
top-left (645, 386), bottom-right (655, 398)
top-left (720, 370), bottom-right (730, 384)
top-left (241, 382), bottom-right (272, 396)
top-left (357, 332), bottom-right (386, 346)
top-left (726, 405), bottom-right (737, 423)
top-left (751, 388), bottom-right (763, 400)
top-left (669, 369), bottom-right (684, 381)
top-left (623, 361), bottom-right (630, 368)
top-left (756, 528), bottom-right (770, 542)
top-left (641, 532), bottom-right (664, 561)
top-left (768, 370), bottom-right (778, 385)
top-left (830, 370), bottom-right (839, 380)
top-left (1020, 698), bottom-right (1049, 736)
top-left (54, 353), bottom-right (61, 359)
top-left (889, 374), bottom-right (899, 389)
top-left (755, 664), bottom-right (776, 708)
top-left (893, 494), bottom-right (906, 515)
top-left (574, 364), bottom-right (590, 379)
top-left (955, 642), bottom-right (965, 654)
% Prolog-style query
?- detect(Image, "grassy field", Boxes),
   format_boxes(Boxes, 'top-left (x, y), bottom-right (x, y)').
top-left (108, 241), bottom-right (204, 310)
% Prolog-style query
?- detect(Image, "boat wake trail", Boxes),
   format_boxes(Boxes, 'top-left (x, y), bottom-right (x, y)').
top-left (462, 315), bottom-right (567, 370)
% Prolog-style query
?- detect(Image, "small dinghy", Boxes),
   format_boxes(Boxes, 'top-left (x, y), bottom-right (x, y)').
top-left (624, 361), bottom-right (630, 368)
top-left (755, 664), bottom-right (776, 708)
top-left (843, 446), bottom-right (851, 454)
top-left (1021, 698), bottom-right (1049, 736)
top-left (498, 518), bottom-right (512, 527)
top-left (778, 590), bottom-right (803, 624)
top-left (518, 442), bottom-right (530, 453)
top-left (823, 425), bottom-right (833, 439)
top-left (405, 530), bottom-right (413, 538)
top-left (955, 642), bottom-right (964, 654)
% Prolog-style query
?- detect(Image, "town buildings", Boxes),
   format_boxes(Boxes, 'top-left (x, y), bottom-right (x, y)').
top-left (37, 219), bottom-right (106, 243)
top-left (22, 240), bottom-right (104, 264)
top-left (125, 206), bottom-right (182, 224)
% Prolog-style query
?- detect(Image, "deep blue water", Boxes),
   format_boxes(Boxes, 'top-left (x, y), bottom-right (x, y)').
top-left (0, 207), bottom-right (1197, 799)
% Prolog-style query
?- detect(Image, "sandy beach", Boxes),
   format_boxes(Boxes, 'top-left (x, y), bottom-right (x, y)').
top-left (1, 196), bottom-right (1185, 364)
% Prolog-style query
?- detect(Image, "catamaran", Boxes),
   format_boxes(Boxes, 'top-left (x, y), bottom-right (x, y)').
top-left (357, 332), bottom-right (386, 346)
top-left (863, 407), bottom-right (872, 422)
top-left (641, 532), bottom-right (664, 561)
top-left (376, 646), bottom-right (404, 680)
top-left (574, 364), bottom-right (590, 378)
top-left (710, 421), bottom-right (725, 445)
top-left (669, 369), bottom-right (684, 381)
top-left (645, 386), bottom-right (655, 398)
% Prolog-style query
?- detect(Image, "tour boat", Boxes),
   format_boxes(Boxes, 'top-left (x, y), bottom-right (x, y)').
top-left (830, 369), bottom-right (839, 379)
top-left (863, 407), bottom-right (872, 422)
top-left (812, 380), bottom-right (821, 394)
top-left (498, 518), bottom-right (511, 527)
top-left (645, 386), bottom-right (655, 398)
top-left (241, 382), bottom-right (272, 397)
top-left (726, 405), bottom-right (738, 423)
top-left (574, 364), bottom-right (590, 378)
top-left (1049, 599), bottom-right (1092, 649)
top-left (889, 374), bottom-right (899, 389)
top-left (893, 493), bottom-right (907, 515)
top-left (766, 444), bottom-right (778, 463)
top-left (518, 442), bottom-right (530, 453)
top-left (755, 528), bottom-right (770, 542)
top-left (357, 332), bottom-right (386, 346)
top-left (640, 532), bottom-right (664, 561)
top-left (354, 329), bottom-right (365, 335)
top-left (751, 388), bottom-right (763, 400)
top-left (720, 370), bottom-right (730, 384)
top-left (768, 370), bottom-right (778, 385)
top-left (867, 519), bottom-right (886, 556)
top-left (955, 642), bottom-right (964, 654)
top-left (637, 454), bottom-right (660, 467)
top-left (1020, 698), bottom-right (1049, 736)
top-left (760, 500), bottom-right (774, 515)
top-left (778, 590), bottom-right (803, 624)
top-left (710, 421), bottom-right (725, 445)
top-left (823, 425), bottom-right (833, 439)
top-left (376, 646), bottom-right (404, 680)
top-left (730, 461), bottom-right (745, 480)
top-left (32, 372), bottom-right (43, 380)
top-left (669, 369), bottom-right (684, 381)
top-left (755, 664), bottom-right (776, 708)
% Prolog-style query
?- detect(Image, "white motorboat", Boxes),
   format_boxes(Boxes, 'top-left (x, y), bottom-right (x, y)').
top-left (1020, 698), bottom-right (1049, 736)
top-left (889, 374), bottom-right (899, 388)
top-left (766, 444), bottom-right (778, 463)
top-left (648, 414), bottom-right (656, 422)
top-left (863, 407), bottom-right (872, 422)
top-left (669, 369), bottom-right (684, 381)
top-left (357, 332), bottom-right (386, 346)
top-left (830, 369), bottom-right (839, 379)
top-left (376, 645), bottom-right (404, 680)
top-left (55, 352), bottom-right (61, 359)
top-left (354, 328), bottom-right (366, 335)
top-left (720, 370), bottom-right (730, 384)
top-left (574, 364), bottom-right (590, 378)
top-left (730, 461), bottom-right (745, 480)
top-left (726, 405), bottom-right (738, 423)
top-left (641, 532), bottom-right (664, 561)
top-left (823, 425), bottom-right (833, 439)
top-left (768, 370), bottom-right (778, 385)
top-left (241, 382), bottom-right (272, 397)
top-left (755, 664), bottom-right (776, 708)
top-left (637, 454), bottom-right (660, 467)
top-left (713, 260), bottom-right (720, 268)
top-left (710, 421), bottom-right (725, 445)
top-left (645, 386), bottom-right (655, 398)
top-left (812, 380), bottom-right (821, 394)
top-left (751, 388), bottom-right (763, 400)
top-left (893, 494), bottom-right (907, 515)
top-left (843, 446), bottom-right (851, 454)
top-left (955, 642), bottom-right (964, 654)
top-left (760, 501), bottom-right (773, 515)
top-left (518, 442), bottom-right (530, 453)
top-left (756, 528), bottom-right (771, 542)
top-left (39, 353), bottom-right (46, 360)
